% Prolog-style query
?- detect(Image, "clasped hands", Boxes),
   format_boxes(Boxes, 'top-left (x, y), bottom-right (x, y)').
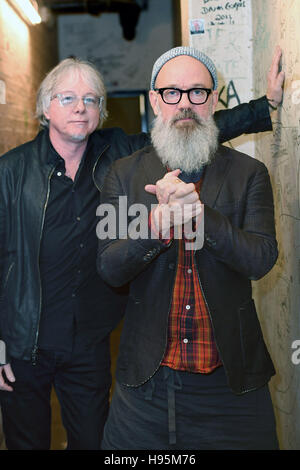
top-left (145, 169), bottom-right (202, 238)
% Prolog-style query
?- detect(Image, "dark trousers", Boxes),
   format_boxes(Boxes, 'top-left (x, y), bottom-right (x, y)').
top-left (102, 366), bottom-right (279, 450)
top-left (0, 336), bottom-right (111, 450)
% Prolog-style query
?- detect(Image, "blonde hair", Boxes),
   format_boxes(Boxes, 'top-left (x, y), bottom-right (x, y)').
top-left (36, 57), bottom-right (108, 128)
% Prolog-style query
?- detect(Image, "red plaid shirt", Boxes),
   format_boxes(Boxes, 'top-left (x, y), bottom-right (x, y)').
top-left (161, 235), bottom-right (221, 372)
top-left (154, 179), bottom-right (221, 373)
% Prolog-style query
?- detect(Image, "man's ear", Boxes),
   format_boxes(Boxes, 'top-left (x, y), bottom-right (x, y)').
top-left (149, 90), bottom-right (160, 116)
top-left (44, 108), bottom-right (50, 120)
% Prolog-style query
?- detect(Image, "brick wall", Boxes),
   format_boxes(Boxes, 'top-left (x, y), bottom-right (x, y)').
top-left (0, 2), bottom-right (58, 155)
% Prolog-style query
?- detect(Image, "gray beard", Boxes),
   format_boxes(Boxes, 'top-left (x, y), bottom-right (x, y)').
top-left (150, 110), bottom-right (219, 173)
top-left (69, 133), bottom-right (87, 142)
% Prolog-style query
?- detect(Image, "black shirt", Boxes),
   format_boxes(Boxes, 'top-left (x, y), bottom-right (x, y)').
top-left (38, 133), bottom-right (101, 351)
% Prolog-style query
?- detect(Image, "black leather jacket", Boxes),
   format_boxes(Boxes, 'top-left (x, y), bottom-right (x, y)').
top-left (0, 97), bottom-right (272, 364)
top-left (0, 128), bottom-right (148, 363)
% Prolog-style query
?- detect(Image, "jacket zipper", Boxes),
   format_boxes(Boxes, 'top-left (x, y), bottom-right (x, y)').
top-left (92, 146), bottom-right (109, 192)
top-left (31, 166), bottom-right (55, 365)
top-left (3, 262), bottom-right (14, 289)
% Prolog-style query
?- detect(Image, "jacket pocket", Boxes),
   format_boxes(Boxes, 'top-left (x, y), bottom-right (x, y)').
top-left (238, 298), bottom-right (268, 373)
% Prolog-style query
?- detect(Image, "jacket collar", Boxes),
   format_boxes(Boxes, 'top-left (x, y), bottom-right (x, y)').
top-left (35, 128), bottom-right (110, 166)
top-left (200, 146), bottom-right (231, 207)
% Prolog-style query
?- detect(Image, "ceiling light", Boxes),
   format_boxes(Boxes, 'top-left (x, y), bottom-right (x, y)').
top-left (9, 0), bottom-right (41, 25)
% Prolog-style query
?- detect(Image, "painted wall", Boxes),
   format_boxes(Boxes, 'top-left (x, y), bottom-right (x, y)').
top-left (58, 0), bottom-right (173, 93)
top-left (0, 1), bottom-right (58, 155)
top-left (185, 0), bottom-right (254, 156)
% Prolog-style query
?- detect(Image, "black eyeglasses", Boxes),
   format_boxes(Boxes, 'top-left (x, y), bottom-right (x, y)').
top-left (155, 87), bottom-right (212, 105)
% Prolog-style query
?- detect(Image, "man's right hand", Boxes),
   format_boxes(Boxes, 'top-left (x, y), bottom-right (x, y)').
top-left (0, 363), bottom-right (15, 392)
top-left (145, 170), bottom-right (202, 238)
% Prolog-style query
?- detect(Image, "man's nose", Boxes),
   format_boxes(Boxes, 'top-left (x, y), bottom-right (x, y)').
top-left (178, 92), bottom-right (191, 108)
top-left (73, 97), bottom-right (86, 112)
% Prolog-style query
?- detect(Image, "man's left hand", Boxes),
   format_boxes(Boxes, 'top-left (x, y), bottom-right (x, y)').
top-left (266, 45), bottom-right (285, 109)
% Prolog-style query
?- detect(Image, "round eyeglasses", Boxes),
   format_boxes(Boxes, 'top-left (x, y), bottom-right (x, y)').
top-left (155, 87), bottom-right (212, 105)
top-left (51, 93), bottom-right (103, 109)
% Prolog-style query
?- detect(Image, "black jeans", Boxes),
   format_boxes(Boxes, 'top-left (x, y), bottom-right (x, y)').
top-left (0, 335), bottom-right (111, 450)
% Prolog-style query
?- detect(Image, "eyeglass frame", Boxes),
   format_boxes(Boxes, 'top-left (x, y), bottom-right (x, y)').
top-left (51, 93), bottom-right (104, 109)
top-left (154, 87), bottom-right (212, 105)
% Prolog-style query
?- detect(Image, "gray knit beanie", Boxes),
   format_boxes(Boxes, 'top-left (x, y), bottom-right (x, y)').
top-left (150, 46), bottom-right (218, 91)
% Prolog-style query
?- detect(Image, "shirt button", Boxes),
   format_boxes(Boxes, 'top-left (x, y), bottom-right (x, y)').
top-left (76, 216), bottom-right (81, 221)
top-left (183, 338), bottom-right (189, 344)
top-left (185, 305), bottom-right (191, 310)
top-left (57, 171), bottom-right (62, 176)
top-left (187, 268), bottom-right (192, 274)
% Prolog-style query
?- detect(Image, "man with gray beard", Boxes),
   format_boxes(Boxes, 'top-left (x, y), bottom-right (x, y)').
top-left (97, 47), bottom-right (279, 450)
top-left (151, 109), bottom-right (219, 173)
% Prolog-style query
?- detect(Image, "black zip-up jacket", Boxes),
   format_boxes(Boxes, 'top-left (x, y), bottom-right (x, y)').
top-left (0, 97), bottom-right (272, 364)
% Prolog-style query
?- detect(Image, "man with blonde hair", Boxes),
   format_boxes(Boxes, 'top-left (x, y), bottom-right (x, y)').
top-left (0, 50), bottom-right (283, 449)
top-left (0, 57), bottom-right (149, 450)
